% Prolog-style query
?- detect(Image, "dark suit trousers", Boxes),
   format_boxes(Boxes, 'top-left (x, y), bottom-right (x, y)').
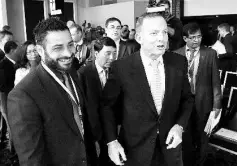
top-left (151, 136), bottom-right (183, 166)
top-left (183, 107), bottom-right (209, 166)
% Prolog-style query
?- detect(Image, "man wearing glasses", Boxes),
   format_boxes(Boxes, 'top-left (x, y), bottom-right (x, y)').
top-left (175, 22), bottom-right (222, 166)
top-left (105, 17), bottom-right (140, 60)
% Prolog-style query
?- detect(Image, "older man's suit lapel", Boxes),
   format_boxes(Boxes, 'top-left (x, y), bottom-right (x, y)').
top-left (130, 52), bottom-right (174, 118)
top-left (37, 64), bottom-right (82, 136)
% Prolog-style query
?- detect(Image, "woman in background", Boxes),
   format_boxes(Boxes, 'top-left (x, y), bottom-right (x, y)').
top-left (14, 41), bottom-right (40, 85)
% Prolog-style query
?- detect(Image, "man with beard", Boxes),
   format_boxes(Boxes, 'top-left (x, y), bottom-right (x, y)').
top-left (7, 17), bottom-right (97, 166)
top-left (157, 0), bottom-right (183, 51)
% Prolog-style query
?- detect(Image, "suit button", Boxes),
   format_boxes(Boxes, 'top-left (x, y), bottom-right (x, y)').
top-left (82, 158), bottom-right (86, 163)
top-left (150, 138), bottom-right (156, 144)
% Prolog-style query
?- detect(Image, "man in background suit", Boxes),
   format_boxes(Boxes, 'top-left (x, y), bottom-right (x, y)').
top-left (69, 24), bottom-right (91, 68)
top-left (7, 17), bottom-right (96, 165)
top-left (105, 17), bottom-right (140, 60)
top-left (101, 12), bottom-right (194, 166)
top-left (0, 30), bottom-right (13, 61)
top-left (218, 23), bottom-right (235, 72)
top-left (0, 41), bottom-right (18, 151)
top-left (175, 22), bottom-right (222, 166)
top-left (78, 37), bottom-right (117, 166)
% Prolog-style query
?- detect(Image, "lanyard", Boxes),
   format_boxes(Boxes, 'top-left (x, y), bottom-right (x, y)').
top-left (41, 62), bottom-right (80, 105)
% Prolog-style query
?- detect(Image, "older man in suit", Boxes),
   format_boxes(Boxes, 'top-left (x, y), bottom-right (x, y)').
top-left (175, 22), bottom-right (222, 166)
top-left (105, 17), bottom-right (140, 60)
top-left (78, 37), bottom-right (117, 166)
top-left (7, 17), bottom-right (97, 166)
top-left (100, 12), bottom-right (194, 166)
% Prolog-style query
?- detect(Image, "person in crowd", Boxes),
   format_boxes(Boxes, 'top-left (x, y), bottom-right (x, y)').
top-left (7, 17), bottom-right (97, 165)
top-left (69, 24), bottom-right (91, 67)
top-left (175, 22), bottom-right (222, 166)
top-left (2, 25), bottom-right (11, 32)
top-left (121, 25), bottom-right (130, 41)
top-left (217, 23), bottom-right (235, 71)
top-left (100, 12), bottom-right (194, 166)
top-left (14, 41), bottom-right (40, 86)
top-left (129, 29), bottom-right (136, 40)
top-left (105, 17), bottom-right (140, 60)
top-left (230, 25), bottom-right (235, 36)
top-left (157, 0), bottom-right (183, 51)
top-left (66, 20), bottom-right (75, 29)
top-left (0, 30), bottom-right (13, 60)
top-left (0, 41), bottom-right (18, 151)
top-left (78, 37), bottom-right (117, 166)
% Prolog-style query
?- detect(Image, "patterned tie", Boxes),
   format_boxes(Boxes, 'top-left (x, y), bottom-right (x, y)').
top-left (188, 49), bottom-right (195, 94)
top-left (150, 60), bottom-right (163, 115)
top-left (76, 44), bottom-right (82, 62)
top-left (62, 73), bottom-right (84, 137)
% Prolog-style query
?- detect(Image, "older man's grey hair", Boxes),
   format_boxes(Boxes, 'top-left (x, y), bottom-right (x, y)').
top-left (135, 12), bottom-right (165, 33)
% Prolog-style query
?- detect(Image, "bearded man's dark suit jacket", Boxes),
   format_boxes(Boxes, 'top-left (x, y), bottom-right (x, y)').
top-left (7, 64), bottom-right (97, 166)
top-left (175, 46), bottom-right (222, 165)
top-left (100, 51), bottom-right (194, 166)
top-left (117, 40), bottom-right (140, 59)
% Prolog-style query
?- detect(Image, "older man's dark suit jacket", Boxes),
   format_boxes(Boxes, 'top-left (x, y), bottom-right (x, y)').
top-left (117, 40), bottom-right (140, 59)
top-left (100, 51), bottom-right (194, 166)
top-left (7, 64), bottom-right (97, 166)
top-left (175, 46), bottom-right (222, 117)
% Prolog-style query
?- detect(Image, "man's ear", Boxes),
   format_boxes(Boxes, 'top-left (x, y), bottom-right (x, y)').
top-left (36, 45), bottom-right (44, 60)
top-left (183, 36), bottom-right (187, 43)
top-left (94, 51), bottom-right (99, 59)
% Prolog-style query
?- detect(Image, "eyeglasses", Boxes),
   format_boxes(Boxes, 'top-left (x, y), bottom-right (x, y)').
top-left (187, 35), bottom-right (202, 41)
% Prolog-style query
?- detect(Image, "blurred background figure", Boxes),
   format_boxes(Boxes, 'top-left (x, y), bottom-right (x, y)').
top-left (157, 0), bottom-right (183, 51)
top-left (2, 25), bottom-right (11, 32)
top-left (0, 30), bottom-right (13, 61)
top-left (14, 41), bottom-right (40, 86)
top-left (129, 28), bottom-right (136, 40)
top-left (66, 20), bottom-right (75, 29)
top-left (120, 25), bottom-right (130, 41)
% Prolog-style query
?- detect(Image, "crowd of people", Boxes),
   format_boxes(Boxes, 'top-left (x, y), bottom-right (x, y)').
top-left (0, 0), bottom-right (237, 165)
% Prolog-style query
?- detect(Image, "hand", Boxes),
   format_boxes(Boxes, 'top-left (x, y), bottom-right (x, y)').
top-left (166, 124), bottom-right (183, 149)
top-left (167, 26), bottom-right (175, 36)
top-left (204, 117), bottom-right (213, 135)
top-left (108, 140), bottom-right (127, 165)
top-left (95, 141), bottom-right (100, 157)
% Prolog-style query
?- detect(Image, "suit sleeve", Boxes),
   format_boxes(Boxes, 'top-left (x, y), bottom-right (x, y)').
top-left (176, 57), bottom-right (194, 129)
top-left (211, 51), bottom-right (222, 109)
top-left (100, 62), bottom-right (122, 143)
top-left (7, 89), bottom-right (47, 166)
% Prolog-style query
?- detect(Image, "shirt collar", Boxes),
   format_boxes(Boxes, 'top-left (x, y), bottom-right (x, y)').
top-left (41, 62), bottom-right (65, 83)
top-left (95, 60), bottom-right (104, 74)
top-left (5, 55), bottom-right (16, 64)
top-left (140, 50), bottom-right (164, 67)
top-left (76, 39), bottom-right (83, 46)
top-left (185, 45), bottom-right (200, 53)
